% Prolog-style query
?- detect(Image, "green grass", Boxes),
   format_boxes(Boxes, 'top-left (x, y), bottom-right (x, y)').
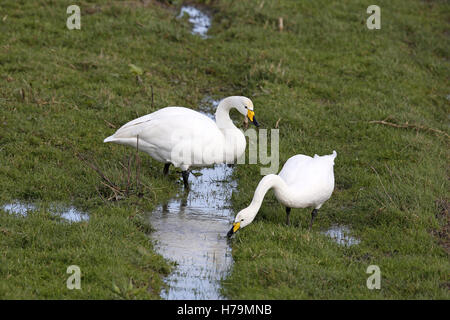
top-left (0, 0), bottom-right (449, 299)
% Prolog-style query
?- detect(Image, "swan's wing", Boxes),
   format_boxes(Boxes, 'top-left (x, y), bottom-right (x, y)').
top-left (105, 107), bottom-right (224, 165)
top-left (278, 154), bottom-right (312, 186)
top-left (107, 107), bottom-right (215, 139)
top-left (278, 152), bottom-right (336, 187)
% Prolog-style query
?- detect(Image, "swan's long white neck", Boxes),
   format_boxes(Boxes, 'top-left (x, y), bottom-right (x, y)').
top-left (215, 97), bottom-right (241, 130)
top-left (245, 174), bottom-right (289, 222)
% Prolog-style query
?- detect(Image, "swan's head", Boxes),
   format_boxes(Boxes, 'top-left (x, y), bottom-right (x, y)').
top-left (227, 207), bottom-right (255, 238)
top-left (233, 96), bottom-right (259, 127)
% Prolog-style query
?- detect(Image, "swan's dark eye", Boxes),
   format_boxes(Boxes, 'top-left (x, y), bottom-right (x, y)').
top-left (241, 219), bottom-right (244, 222)
top-left (244, 106), bottom-right (247, 109)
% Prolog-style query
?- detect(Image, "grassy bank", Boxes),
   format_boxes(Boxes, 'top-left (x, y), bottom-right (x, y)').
top-left (0, 0), bottom-right (448, 299)
top-left (213, 0), bottom-right (449, 299)
top-left (0, 0), bottom-right (224, 299)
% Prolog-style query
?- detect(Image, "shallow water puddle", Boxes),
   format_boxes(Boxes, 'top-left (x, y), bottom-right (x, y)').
top-left (1, 202), bottom-right (36, 216)
top-left (178, 5), bottom-right (211, 38)
top-left (1, 201), bottom-right (89, 223)
top-left (323, 225), bottom-right (360, 247)
top-left (56, 205), bottom-right (89, 223)
top-left (198, 96), bottom-right (220, 120)
top-left (149, 165), bottom-right (235, 300)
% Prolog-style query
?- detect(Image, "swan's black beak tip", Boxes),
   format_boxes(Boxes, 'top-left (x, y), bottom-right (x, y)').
top-left (227, 227), bottom-right (234, 238)
top-left (252, 117), bottom-right (259, 127)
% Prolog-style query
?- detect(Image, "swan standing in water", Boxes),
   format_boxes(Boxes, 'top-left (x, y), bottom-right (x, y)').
top-left (228, 151), bottom-right (337, 237)
top-left (104, 96), bottom-right (259, 188)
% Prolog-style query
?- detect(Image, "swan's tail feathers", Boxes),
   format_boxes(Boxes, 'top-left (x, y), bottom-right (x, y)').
top-left (104, 135), bottom-right (115, 143)
top-left (328, 150), bottom-right (337, 165)
top-left (314, 151), bottom-right (337, 159)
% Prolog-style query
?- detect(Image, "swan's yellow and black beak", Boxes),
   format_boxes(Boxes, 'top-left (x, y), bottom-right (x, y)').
top-left (227, 222), bottom-right (240, 238)
top-left (247, 110), bottom-right (259, 127)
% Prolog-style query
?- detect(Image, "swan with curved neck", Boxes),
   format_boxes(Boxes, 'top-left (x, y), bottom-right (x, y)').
top-left (104, 96), bottom-right (259, 188)
top-left (228, 151), bottom-right (337, 237)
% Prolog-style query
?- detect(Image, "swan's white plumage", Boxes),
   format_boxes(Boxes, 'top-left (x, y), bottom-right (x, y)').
top-left (231, 151), bottom-right (337, 231)
top-left (276, 151), bottom-right (336, 208)
top-left (104, 97), bottom-right (254, 171)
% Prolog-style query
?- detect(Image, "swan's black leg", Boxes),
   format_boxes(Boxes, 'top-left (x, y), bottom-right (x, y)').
top-left (181, 170), bottom-right (190, 189)
top-left (163, 163), bottom-right (171, 176)
top-left (309, 209), bottom-right (318, 230)
top-left (286, 207), bottom-right (291, 226)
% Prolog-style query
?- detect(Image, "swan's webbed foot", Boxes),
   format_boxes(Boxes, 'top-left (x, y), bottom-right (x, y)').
top-left (182, 170), bottom-right (190, 189)
top-left (309, 209), bottom-right (318, 230)
top-left (286, 207), bottom-right (291, 226)
top-left (163, 163), bottom-right (171, 176)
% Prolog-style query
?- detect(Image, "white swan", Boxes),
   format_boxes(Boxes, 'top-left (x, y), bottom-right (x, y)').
top-left (104, 96), bottom-right (259, 188)
top-left (227, 151), bottom-right (337, 237)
